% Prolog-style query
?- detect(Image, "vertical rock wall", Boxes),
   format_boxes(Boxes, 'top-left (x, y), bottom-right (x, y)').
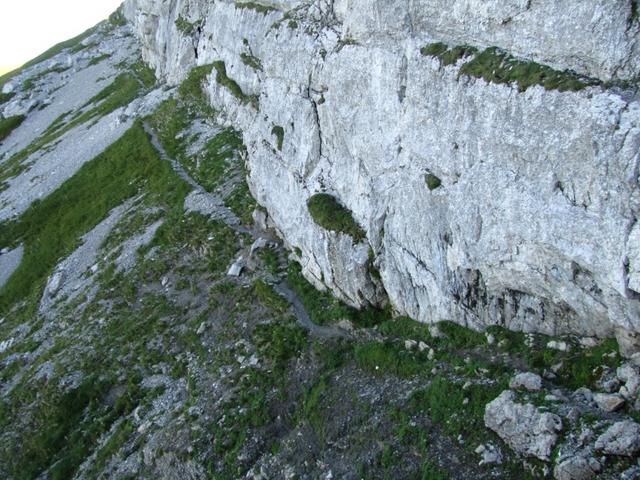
top-left (124, 0), bottom-right (640, 351)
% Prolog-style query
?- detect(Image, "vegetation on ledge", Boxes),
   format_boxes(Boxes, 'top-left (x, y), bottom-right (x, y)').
top-left (234, 1), bottom-right (277, 14)
top-left (307, 193), bottom-right (366, 243)
top-left (422, 42), bottom-right (601, 92)
top-left (421, 42), bottom-right (477, 66)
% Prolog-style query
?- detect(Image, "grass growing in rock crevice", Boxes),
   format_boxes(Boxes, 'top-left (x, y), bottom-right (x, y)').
top-left (421, 42), bottom-right (477, 66)
top-left (460, 47), bottom-right (599, 92)
top-left (240, 52), bottom-right (263, 71)
top-left (0, 121), bottom-right (189, 315)
top-left (307, 193), bottom-right (366, 243)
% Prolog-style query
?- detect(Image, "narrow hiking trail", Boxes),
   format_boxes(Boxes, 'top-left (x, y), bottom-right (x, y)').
top-left (144, 122), bottom-right (350, 339)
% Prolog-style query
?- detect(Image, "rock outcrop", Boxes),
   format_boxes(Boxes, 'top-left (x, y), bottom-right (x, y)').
top-left (123, 0), bottom-right (640, 351)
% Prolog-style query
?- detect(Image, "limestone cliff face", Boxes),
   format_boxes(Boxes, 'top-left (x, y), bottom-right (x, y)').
top-left (124, 0), bottom-right (640, 348)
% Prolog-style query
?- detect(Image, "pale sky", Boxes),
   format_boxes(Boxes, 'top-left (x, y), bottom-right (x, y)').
top-left (0, 0), bottom-right (124, 74)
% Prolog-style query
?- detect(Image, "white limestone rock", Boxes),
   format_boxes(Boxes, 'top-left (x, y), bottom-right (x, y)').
top-left (509, 372), bottom-right (543, 392)
top-left (228, 256), bottom-right (245, 277)
top-left (474, 443), bottom-right (503, 466)
top-left (484, 390), bottom-right (563, 460)
top-left (553, 456), bottom-right (599, 480)
top-left (594, 421), bottom-right (640, 457)
top-left (617, 364), bottom-right (640, 400)
top-left (593, 393), bottom-right (625, 412)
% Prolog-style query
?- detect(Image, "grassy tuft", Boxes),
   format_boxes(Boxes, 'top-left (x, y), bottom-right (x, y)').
top-left (271, 125), bottom-right (284, 150)
top-left (240, 52), bottom-right (263, 71)
top-left (421, 42), bottom-right (477, 66)
top-left (420, 42), bottom-right (448, 57)
top-left (175, 15), bottom-right (197, 35)
top-left (235, 1), bottom-right (277, 14)
top-left (0, 91), bottom-right (16, 105)
top-left (0, 115), bottom-right (25, 142)
top-left (425, 173), bottom-right (442, 190)
top-left (253, 279), bottom-right (289, 313)
top-left (108, 5), bottom-right (127, 27)
top-left (307, 193), bottom-right (366, 243)
top-left (354, 340), bottom-right (430, 377)
top-left (88, 53), bottom-right (111, 66)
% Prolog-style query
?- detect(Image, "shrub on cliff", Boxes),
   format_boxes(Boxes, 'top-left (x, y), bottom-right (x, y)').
top-left (307, 193), bottom-right (366, 243)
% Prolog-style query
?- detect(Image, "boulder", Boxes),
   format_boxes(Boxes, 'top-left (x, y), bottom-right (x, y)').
top-left (509, 372), bottom-right (543, 392)
top-left (616, 329), bottom-right (640, 359)
top-left (250, 237), bottom-right (269, 256)
top-left (553, 457), bottom-right (599, 480)
top-left (617, 364), bottom-right (640, 400)
top-left (593, 393), bottom-right (625, 412)
top-left (46, 271), bottom-right (64, 297)
top-left (547, 340), bottom-right (570, 352)
top-left (475, 443), bottom-right (503, 465)
top-left (252, 208), bottom-right (268, 231)
top-left (594, 421), bottom-right (640, 457)
top-left (484, 390), bottom-right (562, 460)
top-left (3, 98), bottom-right (39, 117)
top-left (404, 339), bottom-right (417, 350)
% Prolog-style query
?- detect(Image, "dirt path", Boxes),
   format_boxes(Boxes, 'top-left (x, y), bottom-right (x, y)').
top-left (144, 122), bottom-right (349, 339)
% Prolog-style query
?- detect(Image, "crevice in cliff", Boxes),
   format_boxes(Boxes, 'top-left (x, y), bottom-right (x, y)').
top-left (385, 233), bottom-right (437, 282)
top-left (303, 71), bottom-right (325, 178)
top-left (398, 55), bottom-right (408, 104)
